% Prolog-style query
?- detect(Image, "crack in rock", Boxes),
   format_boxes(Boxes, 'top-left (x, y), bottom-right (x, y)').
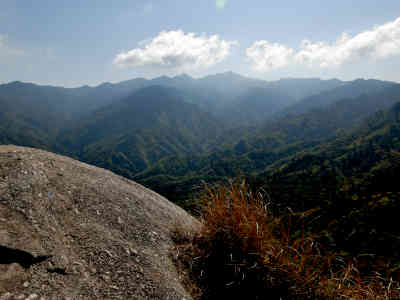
top-left (0, 245), bottom-right (50, 269)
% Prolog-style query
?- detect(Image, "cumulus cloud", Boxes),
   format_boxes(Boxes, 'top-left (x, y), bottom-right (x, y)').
top-left (246, 41), bottom-right (293, 71)
top-left (247, 16), bottom-right (400, 71)
top-left (114, 30), bottom-right (237, 71)
top-left (295, 17), bottom-right (400, 67)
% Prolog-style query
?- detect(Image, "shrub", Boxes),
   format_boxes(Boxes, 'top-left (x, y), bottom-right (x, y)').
top-left (175, 180), bottom-right (400, 299)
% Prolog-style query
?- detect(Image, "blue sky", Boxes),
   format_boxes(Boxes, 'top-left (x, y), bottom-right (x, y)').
top-left (1, 0), bottom-right (400, 87)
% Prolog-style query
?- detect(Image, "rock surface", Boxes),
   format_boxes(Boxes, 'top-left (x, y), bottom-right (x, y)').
top-left (0, 146), bottom-right (199, 299)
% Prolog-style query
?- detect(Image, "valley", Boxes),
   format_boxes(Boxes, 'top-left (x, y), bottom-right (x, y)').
top-left (2, 73), bottom-right (400, 297)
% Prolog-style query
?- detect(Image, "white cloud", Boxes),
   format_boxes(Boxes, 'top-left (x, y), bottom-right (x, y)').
top-left (247, 16), bottom-right (400, 71)
top-left (296, 17), bottom-right (400, 67)
top-left (216, 0), bottom-right (228, 9)
top-left (246, 41), bottom-right (293, 72)
top-left (114, 30), bottom-right (237, 71)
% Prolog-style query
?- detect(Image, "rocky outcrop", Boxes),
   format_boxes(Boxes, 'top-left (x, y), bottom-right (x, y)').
top-left (0, 146), bottom-right (199, 299)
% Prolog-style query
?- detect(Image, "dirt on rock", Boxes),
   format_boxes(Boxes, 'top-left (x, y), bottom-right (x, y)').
top-left (0, 146), bottom-right (200, 300)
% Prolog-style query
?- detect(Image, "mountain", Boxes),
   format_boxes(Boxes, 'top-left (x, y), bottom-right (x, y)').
top-left (0, 73), bottom-right (349, 137)
top-left (0, 80), bottom-right (141, 143)
top-left (198, 72), bottom-right (267, 99)
top-left (135, 98), bottom-right (400, 261)
top-left (0, 146), bottom-right (199, 299)
top-left (266, 77), bottom-right (345, 100)
top-left (3, 74), bottom-right (400, 297)
top-left (106, 73), bottom-right (346, 124)
top-left (0, 80), bottom-right (151, 151)
top-left (0, 96), bottom-right (53, 149)
top-left (60, 85), bottom-right (224, 177)
top-left (224, 87), bottom-right (296, 124)
top-left (133, 84), bottom-right (400, 207)
top-left (191, 74), bottom-right (345, 122)
top-left (1, 74), bottom-right (399, 203)
top-left (280, 78), bottom-right (396, 117)
top-left (250, 102), bottom-right (400, 258)
top-left (2, 74), bottom-right (400, 263)
top-left (0, 82), bottom-right (75, 149)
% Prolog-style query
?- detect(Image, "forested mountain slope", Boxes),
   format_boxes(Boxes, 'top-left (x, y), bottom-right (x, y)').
top-left (1, 75), bottom-right (399, 208)
top-left (59, 85), bottom-right (225, 176)
top-left (252, 102), bottom-right (400, 259)
top-left (279, 79), bottom-right (395, 117)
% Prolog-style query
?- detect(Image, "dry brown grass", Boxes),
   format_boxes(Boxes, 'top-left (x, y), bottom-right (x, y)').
top-left (175, 180), bottom-right (400, 299)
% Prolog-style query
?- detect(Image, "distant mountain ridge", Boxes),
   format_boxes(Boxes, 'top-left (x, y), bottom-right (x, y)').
top-left (279, 78), bottom-right (396, 117)
top-left (0, 73), bottom-right (347, 122)
top-left (0, 72), bottom-right (352, 153)
top-left (132, 83), bottom-right (400, 205)
top-left (60, 85), bottom-right (224, 176)
top-left (1, 73), bottom-right (399, 207)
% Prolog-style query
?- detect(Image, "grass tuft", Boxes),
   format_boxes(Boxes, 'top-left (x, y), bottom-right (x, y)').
top-left (174, 180), bottom-right (400, 299)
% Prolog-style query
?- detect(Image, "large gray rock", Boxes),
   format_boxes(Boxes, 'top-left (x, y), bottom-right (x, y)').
top-left (0, 146), bottom-right (199, 299)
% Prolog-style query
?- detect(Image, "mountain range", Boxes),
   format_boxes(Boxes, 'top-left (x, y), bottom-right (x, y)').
top-left (1, 73), bottom-right (398, 186)
top-left (2, 71), bottom-right (400, 267)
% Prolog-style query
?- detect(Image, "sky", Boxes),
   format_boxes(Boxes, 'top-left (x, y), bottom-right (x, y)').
top-left (1, 0), bottom-right (400, 87)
